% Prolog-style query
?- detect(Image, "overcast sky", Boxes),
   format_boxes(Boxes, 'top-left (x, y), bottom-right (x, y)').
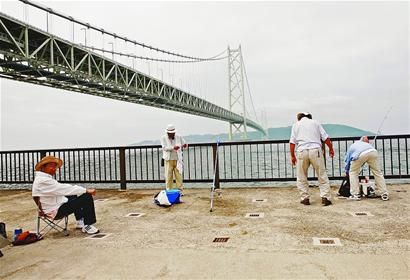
top-left (1, 0), bottom-right (409, 150)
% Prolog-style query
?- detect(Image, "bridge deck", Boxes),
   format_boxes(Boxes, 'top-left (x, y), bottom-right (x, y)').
top-left (1, 184), bottom-right (409, 279)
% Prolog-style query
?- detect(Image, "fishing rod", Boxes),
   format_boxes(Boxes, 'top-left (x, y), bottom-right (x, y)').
top-left (373, 106), bottom-right (393, 142)
top-left (358, 106), bottom-right (393, 201)
top-left (210, 140), bottom-right (221, 212)
top-left (359, 106), bottom-right (393, 174)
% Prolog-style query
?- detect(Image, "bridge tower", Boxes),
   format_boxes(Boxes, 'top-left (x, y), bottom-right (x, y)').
top-left (228, 45), bottom-right (247, 140)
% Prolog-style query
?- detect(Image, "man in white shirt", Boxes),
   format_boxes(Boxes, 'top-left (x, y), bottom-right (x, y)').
top-left (289, 112), bottom-right (335, 206)
top-left (32, 156), bottom-right (99, 234)
top-left (160, 124), bottom-right (188, 192)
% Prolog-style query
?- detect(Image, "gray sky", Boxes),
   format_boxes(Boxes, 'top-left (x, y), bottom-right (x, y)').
top-left (1, 0), bottom-right (409, 150)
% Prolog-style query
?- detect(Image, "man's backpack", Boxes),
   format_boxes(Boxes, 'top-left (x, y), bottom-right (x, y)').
top-left (0, 222), bottom-right (6, 239)
top-left (338, 176), bottom-right (351, 197)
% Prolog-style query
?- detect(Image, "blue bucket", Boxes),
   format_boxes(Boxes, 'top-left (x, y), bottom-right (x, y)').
top-left (166, 189), bottom-right (181, 204)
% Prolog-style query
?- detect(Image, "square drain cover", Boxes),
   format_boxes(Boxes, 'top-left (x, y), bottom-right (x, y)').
top-left (252, 199), bottom-right (267, 202)
top-left (213, 237), bottom-right (229, 243)
top-left (126, 213), bottom-right (145, 217)
top-left (245, 213), bottom-right (265, 218)
top-left (85, 233), bottom-right (112, 240)
top-left (349, 212), bottom-right (374, 217)
top-left (312, 237), bottom-right (342, 246)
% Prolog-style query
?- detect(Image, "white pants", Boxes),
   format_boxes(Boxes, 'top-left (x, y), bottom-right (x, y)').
top-left (349, 151), bottom-right (388, 196)
top-left (296, 148), bottom-right (331, 200)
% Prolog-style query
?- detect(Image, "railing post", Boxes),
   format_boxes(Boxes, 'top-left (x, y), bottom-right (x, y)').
top-left (40, 151), bottom-right (47, 159)
top-left (212, 144), bottom-right (220, 189)
top-left (119, 148), bottom-right (127, 190)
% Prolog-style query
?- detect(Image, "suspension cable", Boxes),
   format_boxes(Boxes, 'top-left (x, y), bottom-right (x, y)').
top-left (18, 0), bottom-right (227, 61)
top-left (242, 57), bottom-right (259, 123)
top-left (85, 45), bottom-right (227, 63)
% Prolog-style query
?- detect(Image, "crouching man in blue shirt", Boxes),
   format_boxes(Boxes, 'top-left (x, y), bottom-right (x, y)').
top-left (344, 136), bottom-right (389, 201)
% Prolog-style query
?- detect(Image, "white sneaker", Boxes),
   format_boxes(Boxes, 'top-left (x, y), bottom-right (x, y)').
top-left (82, 225), bottom-right (99, 234)
top-left (348, 195), bottom-right (361, 201)
top-left (178, 188), bottom-right (184, 196)
top-left (76, 218), bottom-right (84, 229)
top-left (381, 193), bottom-right (389, 201)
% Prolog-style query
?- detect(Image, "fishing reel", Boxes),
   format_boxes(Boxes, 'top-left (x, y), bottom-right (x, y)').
top-left (359, 178), bottom-right (376, 198)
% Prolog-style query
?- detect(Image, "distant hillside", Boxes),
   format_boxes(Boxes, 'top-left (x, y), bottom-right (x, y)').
top-left (265, 124), bottom-right (374, 140)
top-left (134, 124), bottom-right (374, 145)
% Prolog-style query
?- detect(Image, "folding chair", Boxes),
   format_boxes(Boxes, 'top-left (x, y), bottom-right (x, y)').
top-left (33, 196), bottom-right (69, 238)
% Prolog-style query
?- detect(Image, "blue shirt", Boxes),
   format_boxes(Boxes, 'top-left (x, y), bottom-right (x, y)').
top-left (344, 141), bottom-right (376, 173)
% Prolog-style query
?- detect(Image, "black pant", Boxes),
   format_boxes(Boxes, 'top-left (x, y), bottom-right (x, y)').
top-left (55, 193), bottom-right (97, 226)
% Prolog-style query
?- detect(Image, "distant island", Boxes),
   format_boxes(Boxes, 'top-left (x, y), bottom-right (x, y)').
top-left (134, 124), bottom-right (374, 145)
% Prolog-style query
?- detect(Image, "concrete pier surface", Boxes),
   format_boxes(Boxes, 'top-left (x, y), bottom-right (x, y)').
top-left (0, 184), bottom-right (409, 279)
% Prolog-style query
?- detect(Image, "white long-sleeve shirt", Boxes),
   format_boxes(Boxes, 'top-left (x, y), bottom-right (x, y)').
top-left (32, 171), bottom-right (86, 217)
top-left (160, 134), bottom-right (186, 160)
top-left (289, 117), bottom-right (329, 152)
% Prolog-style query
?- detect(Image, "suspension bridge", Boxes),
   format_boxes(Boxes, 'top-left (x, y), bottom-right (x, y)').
top-left (0, 0), bottom-right (266, 139)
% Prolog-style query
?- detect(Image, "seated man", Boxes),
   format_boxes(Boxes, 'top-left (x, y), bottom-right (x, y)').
top-left (32, 155), bottom-right (99, 234)
top-left (344, 136), bottom-right (389, 201)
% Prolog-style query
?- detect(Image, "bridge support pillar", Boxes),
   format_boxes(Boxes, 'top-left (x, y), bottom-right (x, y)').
top-left (228, 45), bottom-right (247, 140)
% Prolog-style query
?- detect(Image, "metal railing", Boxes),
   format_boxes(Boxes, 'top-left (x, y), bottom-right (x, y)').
top-left (1, 134), bottom-right (409, 189)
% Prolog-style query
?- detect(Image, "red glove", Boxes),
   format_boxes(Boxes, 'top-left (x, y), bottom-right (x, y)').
top-left (291, 155), bottom-right (297, 166)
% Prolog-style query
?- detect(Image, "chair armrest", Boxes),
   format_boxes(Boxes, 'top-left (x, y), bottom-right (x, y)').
top-left (32, 196), bottom-right (46, 216)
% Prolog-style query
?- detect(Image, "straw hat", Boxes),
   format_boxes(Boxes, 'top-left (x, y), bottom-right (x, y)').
top-left (35, 155), bottom-right (63, 171)
top-left (165, 124), bottom-right (176, 133)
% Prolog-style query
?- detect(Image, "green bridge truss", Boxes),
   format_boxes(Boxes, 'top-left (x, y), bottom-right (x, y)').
top-left (0, 13), bottom-right (266, 135)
